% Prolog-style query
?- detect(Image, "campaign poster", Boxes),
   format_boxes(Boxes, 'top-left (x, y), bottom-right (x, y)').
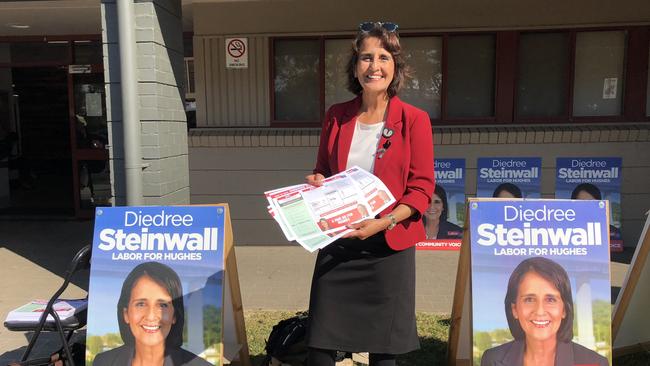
top-left (477, 157), bottom-right (542, 199)
top-left (470, 199), bottom-right (611, 366)
top-left (556, 157), bottom-right (623, 252)
top-left (417, 159), bottom-right (465, 251)
top-left (86, 206), bottom-right (224, 366)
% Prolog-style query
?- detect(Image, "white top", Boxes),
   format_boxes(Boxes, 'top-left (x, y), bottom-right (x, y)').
top-left (346, 120), bottom-right (384, 173)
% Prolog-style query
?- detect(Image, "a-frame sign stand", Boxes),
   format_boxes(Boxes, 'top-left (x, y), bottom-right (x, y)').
top-left (612, 210), bottom-right (650, 358)
top-left (216, 203), bottom-right (251, 366)
top-left (447, 215), bottom-right (472, 366)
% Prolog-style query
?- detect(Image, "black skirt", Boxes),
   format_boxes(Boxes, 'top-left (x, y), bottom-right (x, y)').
top-left (306, 233), bottom-right (419, 354)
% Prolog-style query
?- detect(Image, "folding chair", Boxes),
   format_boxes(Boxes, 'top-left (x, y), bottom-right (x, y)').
top-left (4, 245), bottom-right (91, 366)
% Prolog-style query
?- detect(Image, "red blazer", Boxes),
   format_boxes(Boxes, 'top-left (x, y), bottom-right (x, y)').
top-left (314, 96), bottom-right (435, 250)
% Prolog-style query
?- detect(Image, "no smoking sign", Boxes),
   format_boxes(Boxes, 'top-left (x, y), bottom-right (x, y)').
top-left (225, 37), bottom-right (248, 69)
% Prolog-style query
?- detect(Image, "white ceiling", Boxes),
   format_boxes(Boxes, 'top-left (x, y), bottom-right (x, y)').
top-left (0, 0), bottom-right (195, 37)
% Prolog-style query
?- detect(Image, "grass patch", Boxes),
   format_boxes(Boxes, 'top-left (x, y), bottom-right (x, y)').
top-left (245, 310), bottom-right (299, 365)
top-left (243, 310), bottom-right (650, 365)
top-left (244, 311), bottom-right (450, 366)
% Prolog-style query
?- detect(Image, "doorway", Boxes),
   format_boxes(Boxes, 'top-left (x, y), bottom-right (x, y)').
top-left (0, 39), bottom-right (109, 217)
top-left (6, 67), bottom-right (73, 215)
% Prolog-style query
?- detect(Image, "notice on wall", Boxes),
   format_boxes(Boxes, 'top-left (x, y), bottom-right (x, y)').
top-left (85, 93), bottom-right (103, 117)
top-left (225, 38), bottom-right (248, 69)
top-left (603, 78), bottom-right (618, 99)
top-left (477, 157), bottom-right (542, 199)
top-left (86, 206), bottom-right (225, 366)
top-left (470, 199), bottom-right (612, 366)
top-left (417, 159), bottom-right (465, 251)
top-left (556, 157), bottom-right (623, 251)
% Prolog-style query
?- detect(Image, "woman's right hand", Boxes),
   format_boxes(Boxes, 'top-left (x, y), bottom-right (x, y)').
top-left (305, 173), bottom-right (325, 187)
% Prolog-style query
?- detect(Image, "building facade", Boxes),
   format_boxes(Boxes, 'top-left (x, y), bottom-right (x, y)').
top-left (1, 0), bottom-right (649, 247)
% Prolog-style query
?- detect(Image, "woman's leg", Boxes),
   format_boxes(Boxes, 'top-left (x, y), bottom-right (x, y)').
top-left (307, 347), bottom-right (336, 366)
top-left (369, 353), bottom-right (397, 366)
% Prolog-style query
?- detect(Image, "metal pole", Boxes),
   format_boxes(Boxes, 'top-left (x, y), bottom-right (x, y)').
top-left (116, 0), bottom-right (143, 205)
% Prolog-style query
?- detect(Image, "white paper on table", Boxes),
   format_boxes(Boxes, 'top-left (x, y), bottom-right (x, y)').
top-left (5, 299), bottom-right (87, 323)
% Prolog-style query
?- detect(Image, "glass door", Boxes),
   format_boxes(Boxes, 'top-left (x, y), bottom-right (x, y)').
top-left (69, 69), bottom-right (110, 217)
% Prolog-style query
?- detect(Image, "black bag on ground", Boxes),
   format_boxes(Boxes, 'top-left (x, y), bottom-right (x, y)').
top-left (264, 312), bottom-right (309, 365)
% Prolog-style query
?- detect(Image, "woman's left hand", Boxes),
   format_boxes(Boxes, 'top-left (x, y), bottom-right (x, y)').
top-left (342, 218), bottom-right (389, 240)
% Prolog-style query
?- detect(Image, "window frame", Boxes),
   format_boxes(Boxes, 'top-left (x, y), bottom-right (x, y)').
top-left (269, 26), bottom-right (650, 127)
top-left (570, 27), bottom-right (629, 123)
top-left (270, 35), bottom-right (352, 127)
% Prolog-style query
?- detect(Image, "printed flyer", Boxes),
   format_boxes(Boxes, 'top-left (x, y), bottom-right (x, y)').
top-left (477, 157), bottom-right (542, 199)
top-left (86, 206), bottom-right (224, 366)
top-left (265, 166), bottom-right (395, 252)
top-left (470, 199), bottom-right (611, 366)
top-left (417, 159), bottom-right (465, 251)
top-left (556, 157), bottom-right (623, 252)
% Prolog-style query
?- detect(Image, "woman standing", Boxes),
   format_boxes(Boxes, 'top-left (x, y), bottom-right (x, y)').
top-left (305, 22), bottom-right (435, 366)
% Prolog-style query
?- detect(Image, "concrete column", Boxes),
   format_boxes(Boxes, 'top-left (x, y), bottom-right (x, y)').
top-left (101, 0), bottom-right (190, 206)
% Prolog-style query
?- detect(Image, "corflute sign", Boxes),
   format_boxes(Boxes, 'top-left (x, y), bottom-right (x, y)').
top-left (556, 157), bottom-right (623, 251)
top-left (477, 157), bottom-right (541, 198)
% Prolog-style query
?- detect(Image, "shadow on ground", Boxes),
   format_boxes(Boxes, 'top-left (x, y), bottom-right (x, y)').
top-left (0, 219), bottom-right (94, 290)
top-left (0, 331), bottom-right (86, 365)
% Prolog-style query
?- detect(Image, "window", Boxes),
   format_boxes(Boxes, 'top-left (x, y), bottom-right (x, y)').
top-left (271, 34), bottom-right (495, 124)
top-left (325, 39), bottom-right (355, 112)
top-left (273, 39), bottom-right (320, 122)
top-left (270, 27), bottom-right (647, 125)
top-left (400, 36), bottom-right (442, 119)
top-left (446, 34), bottom-right (496, 118)
top-left (517, 33), bottom-right (569, 118)
top-left (573, 31), bottom-right (626, 116)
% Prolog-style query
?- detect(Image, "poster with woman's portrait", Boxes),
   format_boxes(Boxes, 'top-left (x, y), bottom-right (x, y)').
top-left (556, 157), bottom-right (623, 252)
top-left (86, 206), bottom-right (225, 366)
top-left (417, 159), bottom-right (465, 250)
top-left (469, 199), bottom-right (611, 366)
top-left (476, 157), bottom-right (542, 199)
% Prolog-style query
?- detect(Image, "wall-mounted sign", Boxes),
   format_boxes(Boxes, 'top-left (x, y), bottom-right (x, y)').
top-left (225, 38), bottom-right (248, 69)
top-left (68, 64), bottom-right (92, 74)
top-left (477, 157), bottom-right (542, 199)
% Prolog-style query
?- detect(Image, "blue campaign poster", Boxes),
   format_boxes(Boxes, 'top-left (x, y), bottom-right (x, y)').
top-left (477, 157), bottom-right (542, 199)
top-left (86, 206), bottom-right (225, 366)
top-left (469, 199), bottom-right (611, 366)
top-left (418, 159), bottom-right (465, 250)
top-left (556, 157), bottom-right (623, 251)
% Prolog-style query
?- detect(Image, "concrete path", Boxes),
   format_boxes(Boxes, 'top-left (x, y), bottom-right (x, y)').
top-left (0, 219), bottom-right (633, 363)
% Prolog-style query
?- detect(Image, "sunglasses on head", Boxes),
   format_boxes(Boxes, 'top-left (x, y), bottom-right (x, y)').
top-left (358, 21), bottom-right (399, 33)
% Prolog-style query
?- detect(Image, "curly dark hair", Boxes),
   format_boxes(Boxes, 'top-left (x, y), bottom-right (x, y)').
top-left (346, 23), bottom-right (410, 98)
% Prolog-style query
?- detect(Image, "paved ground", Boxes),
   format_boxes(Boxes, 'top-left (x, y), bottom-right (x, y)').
top-left (0, 219), bottom-right (634, 363)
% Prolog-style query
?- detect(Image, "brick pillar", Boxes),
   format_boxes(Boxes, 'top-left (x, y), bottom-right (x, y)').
top-left (101, 0), bottom-right (189, 206)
